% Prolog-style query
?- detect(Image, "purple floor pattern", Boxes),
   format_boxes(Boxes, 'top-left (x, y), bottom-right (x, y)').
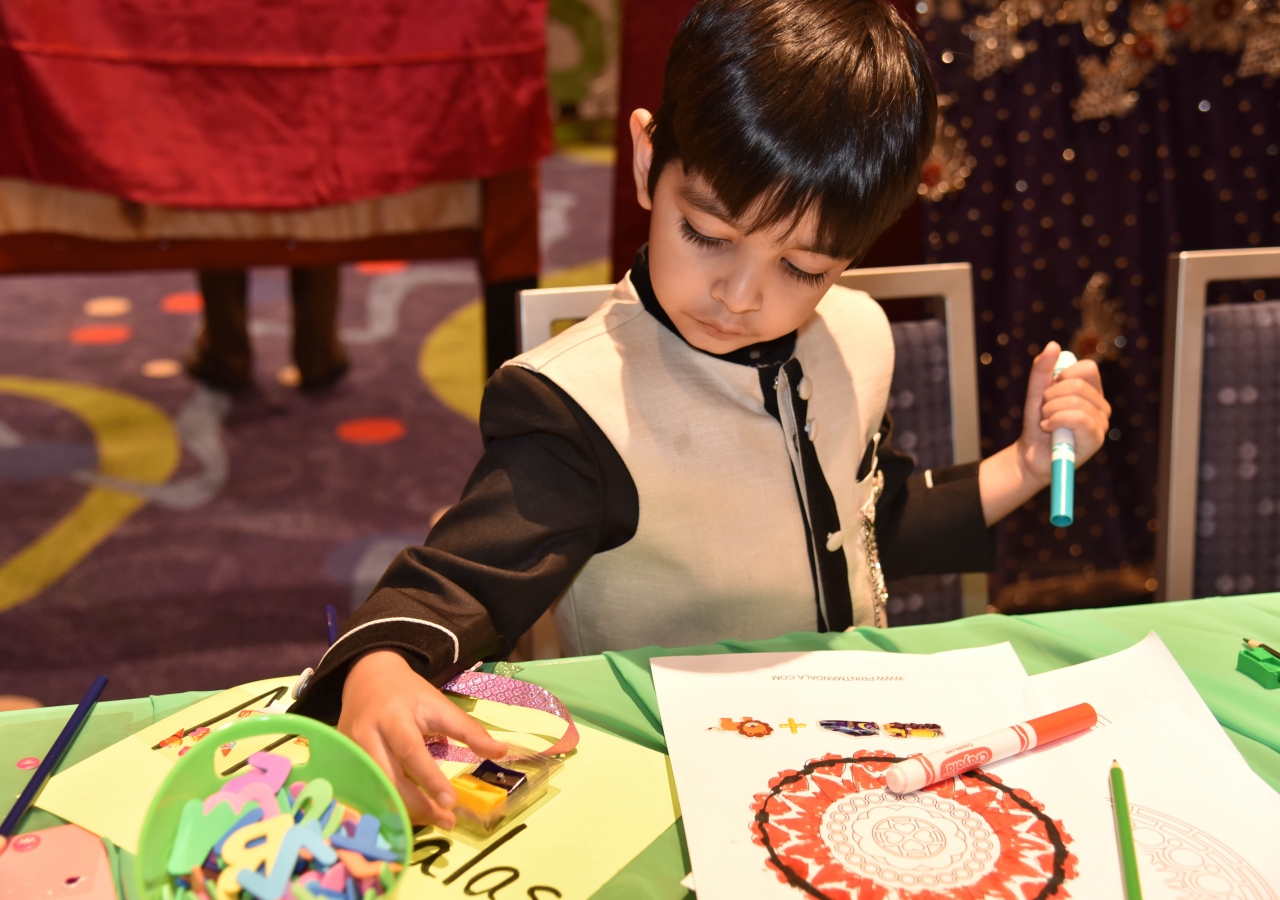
top-left (0, 153), bottom-right (613, 705)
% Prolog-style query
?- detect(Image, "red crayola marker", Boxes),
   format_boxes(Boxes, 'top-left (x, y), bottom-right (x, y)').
top-left (883, 703), bottom-right (1097, 794)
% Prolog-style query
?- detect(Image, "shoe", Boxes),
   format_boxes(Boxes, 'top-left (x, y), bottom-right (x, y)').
top-left (184, 350), bottom-right (252, 393)
top-left (298, 358), bottom-right (350, 392)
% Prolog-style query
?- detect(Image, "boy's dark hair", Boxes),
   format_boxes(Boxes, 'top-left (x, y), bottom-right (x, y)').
top-left (647, 0), bottom-right (936, 264)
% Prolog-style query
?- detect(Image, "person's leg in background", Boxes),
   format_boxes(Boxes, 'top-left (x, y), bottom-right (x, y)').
top-left (290, 265), bottom-right (349, 390)
top-left (187, 268), bottom-right (252, 391)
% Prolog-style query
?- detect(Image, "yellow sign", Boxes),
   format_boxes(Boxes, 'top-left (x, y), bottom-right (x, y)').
top-left (38, 676), bottom-right (680, 899)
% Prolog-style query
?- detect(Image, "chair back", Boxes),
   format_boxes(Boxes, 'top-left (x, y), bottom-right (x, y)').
top-left (881, 318), bottom-right (953, 473)
top-left (837, 264), bottom-right (984, 621)
top-left (836, 264), bottom-right (981, 477)
top-left (1156, 247), bottom-right (1280, 601)
top-left (517, 284), bottom-right (614, 353)
top-left (515, 262), bottom-right (984, 631)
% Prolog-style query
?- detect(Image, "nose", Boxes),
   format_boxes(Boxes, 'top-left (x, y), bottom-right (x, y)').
top-left (711, 265), bottom-right (763, 315)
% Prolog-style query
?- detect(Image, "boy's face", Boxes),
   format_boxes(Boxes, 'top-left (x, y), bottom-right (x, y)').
top-left (630, 109), bottom-right (849, 355)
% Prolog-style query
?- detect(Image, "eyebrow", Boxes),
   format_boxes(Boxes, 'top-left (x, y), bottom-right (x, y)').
top-left (679, 181), bottom-right (840, 262)
top-left (679, 181), bottom-right (734, 222)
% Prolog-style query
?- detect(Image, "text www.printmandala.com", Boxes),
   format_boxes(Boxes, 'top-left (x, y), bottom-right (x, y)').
top-left (770, 675), bottom-right (906, 681)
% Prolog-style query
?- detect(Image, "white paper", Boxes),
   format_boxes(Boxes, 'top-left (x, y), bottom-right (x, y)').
top-left (991, 702), bottom-right (1280, 899)
top-left (1029, 631), bottom-right (1267, 792)
top-left (1030, 632), bottom-right (1217, 732)
top-left (653, 643), bottom-right (1036, 900)
top-left (656, 637), bottom-right (1280, 900)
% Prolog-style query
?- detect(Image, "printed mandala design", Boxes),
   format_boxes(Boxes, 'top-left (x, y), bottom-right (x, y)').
top-left (1129, 804), bottom-right (1276, 899)
top-left (750, 751), bottom-right (1077, 899)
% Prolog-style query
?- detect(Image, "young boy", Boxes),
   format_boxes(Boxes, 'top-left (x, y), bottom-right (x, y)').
top-left (292, 0), bottom-right (1110, 826)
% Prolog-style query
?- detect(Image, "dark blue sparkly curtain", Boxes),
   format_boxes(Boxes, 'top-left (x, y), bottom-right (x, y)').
top-left (919, 7), bottom-right (1280, 601)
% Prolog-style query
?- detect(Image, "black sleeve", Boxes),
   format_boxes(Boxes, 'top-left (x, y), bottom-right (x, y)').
top-left (290, 366), bottom-right (639, 723)
top-left (873, 414), bottom-right (996, 579)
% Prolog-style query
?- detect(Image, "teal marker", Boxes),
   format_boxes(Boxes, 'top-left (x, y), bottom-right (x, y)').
top-left (1050, 350), bottom-right (1078, 527)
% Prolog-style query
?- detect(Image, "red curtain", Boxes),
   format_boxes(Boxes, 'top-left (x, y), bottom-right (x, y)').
top-left (0, 0), bottom-right (551, 208)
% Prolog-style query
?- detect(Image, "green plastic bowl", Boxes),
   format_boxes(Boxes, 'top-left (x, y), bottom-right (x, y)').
top-left (136, 712), bottom-right (411, 899)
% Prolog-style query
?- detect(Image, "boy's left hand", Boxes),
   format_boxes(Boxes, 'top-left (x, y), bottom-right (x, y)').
top-left (1017, 341), bottom-right (1111, 484)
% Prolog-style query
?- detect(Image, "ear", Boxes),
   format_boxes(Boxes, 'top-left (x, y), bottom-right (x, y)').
top-left (629, 108), bottom-right (655, 212)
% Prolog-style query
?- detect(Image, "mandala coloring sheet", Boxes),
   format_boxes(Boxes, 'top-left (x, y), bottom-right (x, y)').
top-left (991, 702), bottom-right (1280, 898)
top-left (1028, 631), bottom-right (1266, 792)
top-left (652, 644), bottom-right (1038, 900)
top-left (656, 636), bottom-right (1280, 900)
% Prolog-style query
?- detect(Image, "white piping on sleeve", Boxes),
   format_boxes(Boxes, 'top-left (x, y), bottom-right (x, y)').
top-left (318, 617), bottom-right (461, 670)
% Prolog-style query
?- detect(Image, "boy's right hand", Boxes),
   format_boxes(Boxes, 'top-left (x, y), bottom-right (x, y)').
top-left (338, 649), bottom-right (508, 828)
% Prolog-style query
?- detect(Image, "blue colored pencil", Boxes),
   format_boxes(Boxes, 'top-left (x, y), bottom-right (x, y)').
top-left (325, 604), bottom-right (338, 646)
top-left (0, 674), bottom-right (108, 851)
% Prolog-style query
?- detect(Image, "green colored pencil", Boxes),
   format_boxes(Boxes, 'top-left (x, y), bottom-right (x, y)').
top-left (1110, 760), bottom-right (1143, 899)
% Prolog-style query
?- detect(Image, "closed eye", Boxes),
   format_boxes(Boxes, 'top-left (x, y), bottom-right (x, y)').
top-left (784, 259), bottom-right (826, 287)
top-left (679, 219), bottom-right (726, 250)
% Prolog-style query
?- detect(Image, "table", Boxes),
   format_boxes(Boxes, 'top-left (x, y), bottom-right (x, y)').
top-left (3, 594), bottom-right (1278, 899)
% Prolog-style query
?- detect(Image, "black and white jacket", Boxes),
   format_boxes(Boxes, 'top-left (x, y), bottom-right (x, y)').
top-left (293, 248), bottom-right (994, 723)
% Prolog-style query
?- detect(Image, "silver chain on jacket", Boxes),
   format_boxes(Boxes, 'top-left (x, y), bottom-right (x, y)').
top-left (861, 468), bottom-right (890, 628)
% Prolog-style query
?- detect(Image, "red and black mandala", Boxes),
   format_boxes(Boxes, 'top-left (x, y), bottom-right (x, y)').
top-left (750, 751), bottom-right (1077, 899)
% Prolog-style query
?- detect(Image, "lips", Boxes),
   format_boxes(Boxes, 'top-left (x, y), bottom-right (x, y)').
top-left (692, 316), bottom-right (746, 339)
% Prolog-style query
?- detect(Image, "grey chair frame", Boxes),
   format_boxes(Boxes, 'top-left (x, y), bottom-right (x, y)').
top-left (836, 263), bottom-right (985, 617)
top-left (1155, 247), bottom-right (1280, 602)
top-left (517, 261), bottom-right (986, 616)
top-left (517, 284), bottom-right (615, 352)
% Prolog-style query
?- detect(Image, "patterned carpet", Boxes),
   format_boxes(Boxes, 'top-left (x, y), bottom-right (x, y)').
top-left (0, 151), bottom-right (613, 705)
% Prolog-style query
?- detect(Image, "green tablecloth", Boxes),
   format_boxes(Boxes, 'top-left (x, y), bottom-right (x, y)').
top-left (3, 594), bottom-right (1279, 898)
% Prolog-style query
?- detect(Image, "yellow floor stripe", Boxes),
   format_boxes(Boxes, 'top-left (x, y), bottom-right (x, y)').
top-left (417, 259), bottom-right (613, 425)
top-left (557, 144), bottom-right (617, 167)
top-left (418, 301), bottom-right (486, 425)
top-left (0, 376), bottom-right (179, 612)
top-left (538, 258), bottom-right (612, 289)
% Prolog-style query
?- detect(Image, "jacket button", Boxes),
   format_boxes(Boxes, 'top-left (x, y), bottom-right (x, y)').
top-left (798, 376), bottom-right (813, 401)
top-left (291, 667), bottom-right (314, 700)
top-left (826, 531), bottom-right (844, 552)
top-left (805, 418), bottom-right (817, 441)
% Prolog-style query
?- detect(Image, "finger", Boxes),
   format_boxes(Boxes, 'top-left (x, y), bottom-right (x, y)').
top-left (1023, 341), bottom-right (1060, 411)
top-left (1041, 393), bottom-right (1111, 426)
top-left (1039, 401), bottom-right (1111, 430)
top-left (358, 727), bottom-right (440, 824)
top-left (1040, 393), bottom-right (1110, 422)
top-left (1057, 357), bottom-right (1104, 393)
top-left (390, 758), bottom-right (455, 828)
top-left (1040, 410), bottom-right (1108, 439)
top-left (383, 717), bottom-right (460, 810)
top-left (1043, 375), bottom-right (1110, 414)
top-left (431, 703), bottom-right (509, 760)
top-left (353, 725), bottom-right (400, 786)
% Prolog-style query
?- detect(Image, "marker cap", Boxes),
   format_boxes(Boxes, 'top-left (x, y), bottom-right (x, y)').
top-left (1053, 349), bottom-right (1078, 378)
top-left (883, 760), bottom-right (922, 794)
top-left (1027, 702), bottom-right (1096, 746)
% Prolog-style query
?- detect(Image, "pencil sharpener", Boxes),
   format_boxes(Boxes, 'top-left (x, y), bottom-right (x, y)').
top-left (472, 759), bottom-right (527, 792)
top-left (449, 745), bottom-right (563, 835)
top-left (1237, 647), bottom-right (1280, 689)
